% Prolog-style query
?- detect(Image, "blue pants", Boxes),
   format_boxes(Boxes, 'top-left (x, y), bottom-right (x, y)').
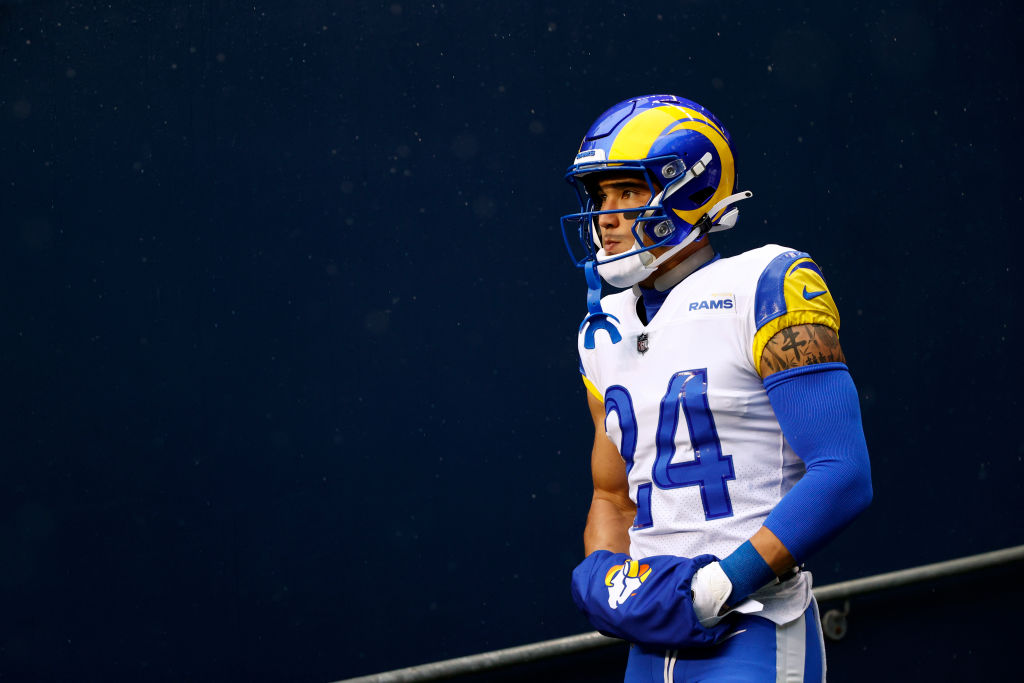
top-left (624, 601), bottom-right (825, 682)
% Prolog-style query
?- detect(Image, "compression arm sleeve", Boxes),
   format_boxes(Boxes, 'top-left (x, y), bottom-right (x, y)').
top-left (761, 361), bottom-right (873, 563)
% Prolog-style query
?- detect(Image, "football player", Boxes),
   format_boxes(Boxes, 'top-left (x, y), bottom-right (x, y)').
top-left (563, 95), bottom-right (872, 681)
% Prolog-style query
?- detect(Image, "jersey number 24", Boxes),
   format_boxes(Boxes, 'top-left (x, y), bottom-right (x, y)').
top-left (604, 368), bottom-right (735, 527)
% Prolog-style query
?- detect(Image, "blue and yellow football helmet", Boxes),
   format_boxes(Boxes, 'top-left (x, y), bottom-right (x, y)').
top-left (560, 94), bottom-right (752, 277)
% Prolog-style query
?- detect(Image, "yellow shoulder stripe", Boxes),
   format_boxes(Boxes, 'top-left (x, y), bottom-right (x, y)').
top-left (582, 374), bottom-right (603, 402)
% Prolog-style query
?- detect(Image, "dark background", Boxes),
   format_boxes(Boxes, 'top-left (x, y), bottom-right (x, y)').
top-left (2, 1), bottom-right (1021, 680)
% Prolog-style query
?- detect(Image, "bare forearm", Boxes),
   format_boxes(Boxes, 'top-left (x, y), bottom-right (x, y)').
top-left (584, 495), bottom-right (634, 556)
top-left (749, 526), bottom-right (796, 575)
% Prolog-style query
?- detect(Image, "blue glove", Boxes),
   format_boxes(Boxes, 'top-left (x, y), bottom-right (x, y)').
top-left (570, 550), bottom-right (734, 648)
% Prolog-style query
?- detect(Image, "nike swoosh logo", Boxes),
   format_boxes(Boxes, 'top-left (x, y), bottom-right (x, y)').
top-left (802, 286), bottom-right (827, 300)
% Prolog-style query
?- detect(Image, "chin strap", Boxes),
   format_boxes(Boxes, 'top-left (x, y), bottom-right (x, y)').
top-left (579, 261), bottom-right (622, 349)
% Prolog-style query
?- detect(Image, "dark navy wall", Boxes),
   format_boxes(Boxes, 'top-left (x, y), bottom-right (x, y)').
top-left (2, 1), bottom-right (1021, 680)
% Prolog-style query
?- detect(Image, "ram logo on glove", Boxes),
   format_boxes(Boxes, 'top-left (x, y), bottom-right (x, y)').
top-left (604, 559), bottom-right (651, 609)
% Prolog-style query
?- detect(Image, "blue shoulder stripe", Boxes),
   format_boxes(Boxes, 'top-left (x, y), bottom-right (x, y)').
top-left (754, 250), bottom-right (811, 330)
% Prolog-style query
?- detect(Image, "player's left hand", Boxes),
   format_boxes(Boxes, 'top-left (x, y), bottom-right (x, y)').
top-left (690, 561), bottom-right (733, 627)
top-left (570, 550), bottom-right (734, 649)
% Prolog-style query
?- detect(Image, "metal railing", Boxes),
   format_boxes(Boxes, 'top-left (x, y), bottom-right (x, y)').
top-left (333, 544), bottom-right (1024, 683)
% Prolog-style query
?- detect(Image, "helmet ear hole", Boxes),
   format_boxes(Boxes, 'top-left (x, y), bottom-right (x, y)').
top-left (688, 186), bottom-right (715, 206)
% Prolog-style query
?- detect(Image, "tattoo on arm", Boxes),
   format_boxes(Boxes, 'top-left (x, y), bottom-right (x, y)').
top-left (760, 324), bottom-right (846, 377)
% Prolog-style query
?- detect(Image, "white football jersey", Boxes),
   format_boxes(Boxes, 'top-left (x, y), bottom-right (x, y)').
top-left (578, 244), bottom-right (841, 624)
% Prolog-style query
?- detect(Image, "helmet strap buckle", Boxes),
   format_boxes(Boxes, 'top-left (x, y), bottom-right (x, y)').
top-left (694, 213), bottom-right (714, 236)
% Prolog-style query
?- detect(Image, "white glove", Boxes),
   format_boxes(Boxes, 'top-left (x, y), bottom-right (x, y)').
top-left (691, 561), bottom-right (766, 628)
top-left (691, 561), bottom-right (733, 627)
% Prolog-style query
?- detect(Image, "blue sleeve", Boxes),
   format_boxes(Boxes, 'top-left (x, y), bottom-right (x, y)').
top-left (719, 540), bottom-right (776, 605)
top-left (762, 362), bottom-right (873, 563)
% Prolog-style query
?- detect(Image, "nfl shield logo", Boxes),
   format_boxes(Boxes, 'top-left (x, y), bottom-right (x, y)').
top-left (637, 333), bottom-right (649, 355)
